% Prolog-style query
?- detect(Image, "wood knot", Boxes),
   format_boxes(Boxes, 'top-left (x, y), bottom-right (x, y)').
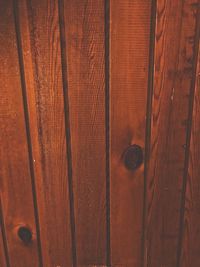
top-left (123, 144), bottom-right (143, 171)
top-left (18, 226), bottom-right (32, 244)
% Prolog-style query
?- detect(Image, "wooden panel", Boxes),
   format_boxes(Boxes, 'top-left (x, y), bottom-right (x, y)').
top-left (79, 265), bottom-right (125, 267)
top-left (0, 237), bottom-right (6, 267)
top-left (110, 1), bottom-right (151, 266)
top-left (0, 241), bottom-right (6, 267)
top-left (0, 0), bottom-right (40, 266)
top-left (62, 0), bottom-right (107, 265)
top-left (145, 1), bottom-right (199, 266)
top-left (180, 40), bottom-right (200, 267)
top-left (0, 212), bottom-right (7, 267)
top-left (17, 0), bottom-right (73, 266)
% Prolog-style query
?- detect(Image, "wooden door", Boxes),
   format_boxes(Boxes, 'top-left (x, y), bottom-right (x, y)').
top-left (0, 0), bottom-right (200, 266)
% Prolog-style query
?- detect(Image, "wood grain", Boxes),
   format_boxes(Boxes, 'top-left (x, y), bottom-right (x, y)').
top-left (0, 0), bottom-right (41, 266)
top-left (0, 216), bottom-right (7, 267)
top-left (145, 0), bottom-right (199, 266)
top-left (79, 265), bottom-right (125, 267)
top-left (17, 0), bottom-right (73, 266)
top-left (0, 242), bottom-right (6, 267)
top-left (179, 38), bottom-right (200, 267)
top-left (0, 239), bottom-right (6, 267)
top-left (110, 1), bottom-right (151, 266)
top-left (62, 0), bottom-right (107, 265)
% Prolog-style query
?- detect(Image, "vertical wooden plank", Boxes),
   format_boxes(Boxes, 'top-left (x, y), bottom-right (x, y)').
top-left (0, 0), bottom-right (41, 266)
top-left (0, 213), bottom-right (7, 267)
top-left (179, 39), bottom-right (200, 267)
top-left (17, 0), bottom-right (73, 266)
top-left (145, 0), bottom-right (199, 266)
top-left (0, 235), bottom-right (6, 267)
top-left (110, 1), bottom-right (151, 266)
top-left (63, 0), bottom-right (107, 265)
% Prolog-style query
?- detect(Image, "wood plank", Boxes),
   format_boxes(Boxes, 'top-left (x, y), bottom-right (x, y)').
top-left (0, 243), bottom-right (6, 267)
top-left (0, 215), bottom-right (7, 267)
top-left (0, 236), bottom-right (6, 267)
top-left (179, 39), bottom-right (200, 267)
top-left (17, 0), bottom-right (73, 266)
top-left (79, 265), bottom-right (125, 267)
top-left (110, 1), bottom-right (151, 266)
top-left (0, 0), bottom-right (41, 266)
top-left (145, 0), bottom-right (200, 266)
top-left (62, 0), bottom-right (107, 265)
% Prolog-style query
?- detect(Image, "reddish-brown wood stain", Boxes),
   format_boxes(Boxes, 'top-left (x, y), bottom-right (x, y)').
top-left (0, 0), bottom-right (200, 266)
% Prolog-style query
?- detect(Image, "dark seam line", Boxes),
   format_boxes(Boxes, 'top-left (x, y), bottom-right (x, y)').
top-left (104, 0), bottom-right (111, 266)
top-left (141, 1), bottom-right (157, 267)
top-left (57, 0), bottom-right (77, 266)
top-left (12, 1), bottom-right (43, 266)
top-left (0, 198), bottom-right (10, 267)
top-left (176, 5), bottom-right (200, 267)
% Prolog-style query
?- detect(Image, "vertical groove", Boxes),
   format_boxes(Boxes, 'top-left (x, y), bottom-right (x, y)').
top-left (58, 0), bottom-right (77, 266)
top-left (141, 0), bottom-right (157, 266)
top-left (104, 0), bottom-right (111, 266)
top-left (176, 6), bottom-right (200, 267)
top-left (12, 1), bottom-right (43, 267)
top-left (0, 198), bottom-right (10, 267)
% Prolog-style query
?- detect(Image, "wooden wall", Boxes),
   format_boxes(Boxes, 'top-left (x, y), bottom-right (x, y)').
top-left (0, 0), bottom-right (199, 266)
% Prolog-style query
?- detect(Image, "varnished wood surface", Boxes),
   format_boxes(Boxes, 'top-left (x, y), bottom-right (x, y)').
top-left (180, 40), bottom-right (200, 267)
top-left (0, 240), bottom-right (6, 267)
top-left (0, 0), bottom-right (40, 266)
top-left (0, 217), bottom-right (7, 267)
top-left (79, 265), bottom-right (125, 267)
top-left (0, 243), bottom-right (6, 267)
top-left (110, 1), bottom-right (151, 266)
top-left (62, 0), bottom-right (107, 265)
top-left (17, 0), bottom-right (73, 266)
top-left (0, 1), bottom-right (200, 266)
top-left (145, 0), bottom-right (200, 266)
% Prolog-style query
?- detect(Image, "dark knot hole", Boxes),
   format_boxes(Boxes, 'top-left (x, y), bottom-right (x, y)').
top-left (123, 144), bottom-right (143, 171)
top-left (18, 226), bottom-right (32, 244)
